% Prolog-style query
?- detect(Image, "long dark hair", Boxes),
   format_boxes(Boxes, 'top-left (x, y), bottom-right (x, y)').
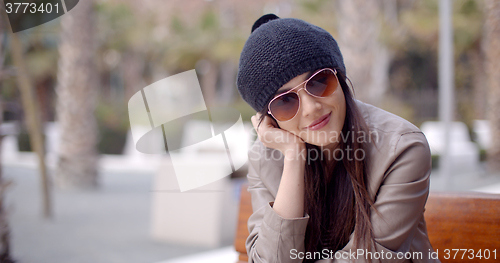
top-left (257, 68), bottom-right (376, 261)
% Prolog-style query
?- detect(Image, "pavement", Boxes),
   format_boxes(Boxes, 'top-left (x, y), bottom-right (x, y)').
top-left (3, 164), bottom-right (239, 263)
top-left (2, 155), bottom-right (500, 263)
top-left (429, 162), bottom-right (500, 193)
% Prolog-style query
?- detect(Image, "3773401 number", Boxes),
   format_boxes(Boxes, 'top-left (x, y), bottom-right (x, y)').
top-left (5, 2), bottom-right (60, 14)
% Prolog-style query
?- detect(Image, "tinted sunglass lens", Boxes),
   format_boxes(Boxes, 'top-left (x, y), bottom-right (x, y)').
top-left (306, 70), bottom-right (338, 97)
top-left (270, 93), bottom-right (299, 121)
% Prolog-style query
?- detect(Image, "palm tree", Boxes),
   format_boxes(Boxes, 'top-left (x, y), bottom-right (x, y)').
top-left (55, 0), bottom-right (99, 188)
top-left (0, 10), bottom-right (15, 262)
top-left (484, 0), bottom-right (500, 171)
top-left (0, 100), bottom-right (15, 263)
top-left (336, 0), bottom-right (390, 106)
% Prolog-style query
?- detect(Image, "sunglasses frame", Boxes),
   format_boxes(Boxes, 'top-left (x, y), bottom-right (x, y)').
top-left (267, 68), bottom-right (339, 122)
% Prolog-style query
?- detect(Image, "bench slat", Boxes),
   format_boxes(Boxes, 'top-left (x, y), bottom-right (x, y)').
top-left (234, 185), bottom-right (252, 256)
top-left (234, 185), bottom-right (500, 263)
top-left (425, 191), bottom-right (500, 262)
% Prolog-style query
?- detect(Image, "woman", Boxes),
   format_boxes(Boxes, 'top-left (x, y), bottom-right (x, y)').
top-left (236, 14), bottom-right (439, 263)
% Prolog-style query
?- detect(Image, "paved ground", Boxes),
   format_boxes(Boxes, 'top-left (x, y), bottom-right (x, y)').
top-left (3, 162), bottom-right (500, 263)
top-left (429, 162), bottom-right (500, 193)
top-left (3, 166), bottom-right (233, 263)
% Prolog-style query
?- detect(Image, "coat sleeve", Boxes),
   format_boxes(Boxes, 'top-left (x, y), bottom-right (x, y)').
top-left (245, 139), bottom-right (310, 263)
top-left (319, 131), bottom-right (438, 262)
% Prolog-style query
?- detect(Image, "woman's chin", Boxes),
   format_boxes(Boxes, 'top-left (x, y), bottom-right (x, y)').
top-left (306, 139), bottom-right (339, 149)
top-left (301, 132), bottom-right (340, 148)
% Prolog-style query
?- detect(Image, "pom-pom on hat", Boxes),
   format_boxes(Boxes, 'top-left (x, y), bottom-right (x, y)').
top-left (237, 14), bottom-right (346, 112)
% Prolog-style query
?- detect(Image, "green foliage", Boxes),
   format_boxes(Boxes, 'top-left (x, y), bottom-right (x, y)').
top-left (26, 49), bottom-right (58, 80)
top-left (17, 131), bottom-right (46, 152)
top-left (98, 124), bottom-right (127, 155)
top-left (454, 0), bottom-right (483, 54)
top-left (230, 98), bottom-right (256, 123)
top-left (160, 8), bottom-right (245, 71)
top-left (398, 0), bottom-right (483, 55)
top-left (299, 0), bottom-right (330, 14)
top-left (0, 79), bottom-right (17, 101)
top-left (294, 0), bottom-right (337, 34)
top-left (171, 15), bottom-right (185, 35)
top-left (3, 0), bottom-right (488, 158)
top-left (17, 131), bottom-right (32, 152)
top-left (200, 10), bottom-right (218, 31)
top-left (431, 154), bottom-right (439, 169)
top-left (95, 100), bottom-right (129, 154)
top-left (96, 2), bottom-right (145, 51)
top-left (479, 148), bottom-right (487, 162)
top-left (385, 0), bottom-right (485, 124)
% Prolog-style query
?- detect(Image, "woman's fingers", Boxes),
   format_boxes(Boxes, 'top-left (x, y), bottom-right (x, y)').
top-left (257, 116), bottom-right (285, 147)
top-left (251, 113), bottom-right (273, 143)
top-left (250, 113), bottom-right (304, 155)
top-left (251, 114), bottom-right (272, 144)
top-left (260, 114), bottom-right (277, 129)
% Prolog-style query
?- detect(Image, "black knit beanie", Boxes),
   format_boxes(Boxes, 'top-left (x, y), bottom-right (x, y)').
top-left (237, 14), bottom-right (346, 112)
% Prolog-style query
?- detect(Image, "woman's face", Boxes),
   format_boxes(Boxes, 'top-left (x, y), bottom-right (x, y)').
top-left (272, 70), bottom-right (346, 148)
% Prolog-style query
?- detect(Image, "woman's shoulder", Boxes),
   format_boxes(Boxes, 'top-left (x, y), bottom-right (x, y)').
top-left (355, 100), bottom-right (430, 156)
top-left (356, 100), bottom-right (431, 192)
top-left (355, 99), bottom-right (422, 136)
top-left (355, 99), bottom-right (429, 154)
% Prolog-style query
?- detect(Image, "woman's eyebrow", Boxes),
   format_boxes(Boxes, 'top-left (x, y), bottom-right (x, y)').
top-left (275, 88), bottom-right (292, 96)
top-left (275, 71), bottom-right (315, 95)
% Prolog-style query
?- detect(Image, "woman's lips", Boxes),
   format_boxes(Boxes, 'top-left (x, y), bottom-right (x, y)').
top-left (306, 113), bottom-right (331, 130)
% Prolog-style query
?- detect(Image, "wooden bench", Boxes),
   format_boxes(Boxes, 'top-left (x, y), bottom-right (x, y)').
top-left (234, 184), bottom-right (252, 263)
top-left (234, 185), bottom-right (500, 262)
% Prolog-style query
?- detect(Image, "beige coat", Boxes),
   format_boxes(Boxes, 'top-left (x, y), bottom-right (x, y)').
top-left (246, 100), bottom-right (440, 263)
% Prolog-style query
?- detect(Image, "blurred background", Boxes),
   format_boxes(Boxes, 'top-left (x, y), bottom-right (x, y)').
top-left (0, 0), bottom-right (499, 262)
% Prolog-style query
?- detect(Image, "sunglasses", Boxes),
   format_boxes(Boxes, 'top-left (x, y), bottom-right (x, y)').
top-left (267, 68), bottom-right (340, 122)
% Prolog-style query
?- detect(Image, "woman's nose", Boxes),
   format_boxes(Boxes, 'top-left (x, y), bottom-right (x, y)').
top-left (298, 89), bottom-right (321, 117)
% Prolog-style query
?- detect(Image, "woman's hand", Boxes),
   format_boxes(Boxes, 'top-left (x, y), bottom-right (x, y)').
top-left (251, 113), bottom-right (305, 160)
top-left (251, 113), bottom-right (306, 220)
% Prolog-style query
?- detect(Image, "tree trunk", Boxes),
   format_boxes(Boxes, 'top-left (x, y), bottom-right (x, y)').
top-left (471, 50), bottom-right (487, 120)
top-left (55, 0), bottom-right (99, 189)
top-left (0, 99), bottom-right (15, 263)
top-left (0, 12), bottom-right (15, 262)
top-left (484, 0), bottom-right (500, 172)
top-left (9, 19), bottom-right (52, 219)
top-left (199, 60), bottom-right (219, 108)
top-left (122, 51), bottom-right (146, 104)
top-left (219, 60), bottom-right (237, 104)
top-left (336, 0), bottom-right (390, 106)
